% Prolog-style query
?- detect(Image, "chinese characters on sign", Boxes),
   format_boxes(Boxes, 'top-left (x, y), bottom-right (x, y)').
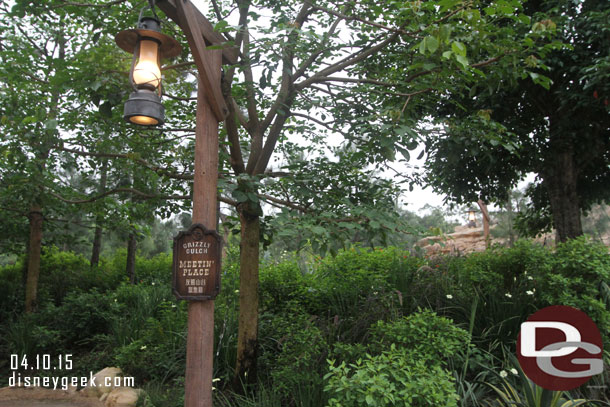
top-left (172, 224), bottom-right (222, 300)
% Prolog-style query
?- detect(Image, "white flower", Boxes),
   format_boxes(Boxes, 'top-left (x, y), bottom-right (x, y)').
top-left (171, 304), bottom-right (177, 308)
top-left (212, 378), bottom-right (221, 383)
top-left (152, 282), bottom-right (156, 286)
top-left (140, 345), bottom-right (147, 350)
top-left (234, 289), bottom-right (239, 294)
top-left (527, 276), bottom-right (533, 280)
top-left (510, 368), bottom-right (518, 375)
top-left (526, 290), bottom-right (534, 296)
top-left (500, 370), bottom-right (508, 378)
top-left (446, 294), bottom-right (453, 299)
top-left (505, 293), bottom-right (512, 298)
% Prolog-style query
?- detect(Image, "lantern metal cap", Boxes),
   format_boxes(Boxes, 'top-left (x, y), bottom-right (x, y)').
top-left (115, 17), bottom-right (181, 60)
top-left (123, 88), bottom-right (165, 126)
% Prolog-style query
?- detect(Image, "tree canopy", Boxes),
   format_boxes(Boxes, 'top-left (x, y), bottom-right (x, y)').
top-left (419, 0), bottom-right (610, 241)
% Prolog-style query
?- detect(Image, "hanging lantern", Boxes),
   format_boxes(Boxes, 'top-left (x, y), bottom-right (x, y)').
top-left (115, 7), bottom-right (181, 126)
top-left (467, 207), bottom-right (477, 228)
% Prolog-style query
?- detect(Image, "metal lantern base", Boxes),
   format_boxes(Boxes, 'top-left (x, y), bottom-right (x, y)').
top-left (123, 89), bottom-right (165, 126)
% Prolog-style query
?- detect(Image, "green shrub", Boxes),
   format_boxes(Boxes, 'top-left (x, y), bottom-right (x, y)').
top-left (369, 309), bottom-right (470, 363)
top-left (260, 261), bottom-right (308, 311)
top-left (324, 345), bottom-right (459, 407)
top-left (37, 247), bottom-right (123, 305)
top-left (109, 283), bottom-right (175, 348)
top-left (134, 252), bottom-right (173, 285)
top-left (258, 303), bottom-right (328, 398)
top-left (38, 289), bottom-right (121, 350)
top-left (307, 247), bottom-right (414, 341)
top-left (536, 236), bottom-right (610, 343)
top-left (1, 313), bottom-right (61, 357)
top-left (114, 302), bottom-right (187, 384)
top-left (451, 240), bottom-right (551, 297)
top-left (0, 262), bottom-right (24, 323)
top-left (38, 248), bottom-right (90, 303)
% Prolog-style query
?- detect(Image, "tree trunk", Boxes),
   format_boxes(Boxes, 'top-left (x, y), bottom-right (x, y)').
top-left (25, 206), bottom-right (43, 313)
top-left (90, 160), bottom-right (108, 267)
top-left (90, 225), bottom-right (103, 267)
top-left (506, 196), bottom-right (515, 247)
top-left (543, 146), bottom-right (582, 243)
top-left (126, 232), bottom-right (137, 284)
top-left (233, 204), bottom-right (260, 390)
top-left (477, 200), bottom-right (491, 248)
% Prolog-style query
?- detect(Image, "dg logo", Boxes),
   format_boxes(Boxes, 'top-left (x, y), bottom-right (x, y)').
top-left (517, 305), bottom-right (604, 390)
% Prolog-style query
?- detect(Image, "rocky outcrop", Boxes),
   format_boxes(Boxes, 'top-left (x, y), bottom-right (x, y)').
top-left (104, 388), bottom-right (142, 407)
top-left (0, 367), bottom-right (143, 407)
top-left (81, 367), bottom-right (123, 399)
top-left (80, 367), bottom-right (143, 407)
top-left (417, 226), bottom-right (491, 256)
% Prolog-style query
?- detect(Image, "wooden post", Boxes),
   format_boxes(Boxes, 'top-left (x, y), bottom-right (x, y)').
top-left (156, 2), bottom-right (229, 405)
top-left (477, 200), bottom-right (491, 249)
top-left (185, 49), bottom-right (221, 407)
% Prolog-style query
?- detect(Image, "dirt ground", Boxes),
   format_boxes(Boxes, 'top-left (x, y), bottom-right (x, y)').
top-left (0, 388), bottom-right (103, 407)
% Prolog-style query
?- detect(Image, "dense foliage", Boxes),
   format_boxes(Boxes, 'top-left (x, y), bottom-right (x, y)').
top-left (419, 0), bottom-right (610, 241)
top-left (1, 238), bottom-right (608, 406)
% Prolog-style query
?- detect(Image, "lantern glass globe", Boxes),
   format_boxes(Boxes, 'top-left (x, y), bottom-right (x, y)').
top-left (133, 39), bottom-right (161, 88)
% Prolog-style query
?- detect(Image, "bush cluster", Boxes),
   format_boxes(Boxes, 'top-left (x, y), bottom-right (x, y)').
top-left (0, 237), bottom-right (608, 406)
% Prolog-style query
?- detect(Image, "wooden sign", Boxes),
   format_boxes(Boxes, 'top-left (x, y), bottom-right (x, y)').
top-left (172, 224), bottom-right (222, 300)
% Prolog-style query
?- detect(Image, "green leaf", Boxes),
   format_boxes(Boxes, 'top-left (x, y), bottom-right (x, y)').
top-left (99, 103), bottom-right (112, 118)
top-left (418, 38), bottom-right (426, 54)
top-left (44, 119), bottom-right (58, 130)
top-left (214, 20), bottom-right (229, 32)
top-left (455, 54), bottom-right (469, 68)
top-left (232, 190), bottom-right (248, 202)
top-left (451, 41), bottom-right (466, 57)
top-left (311, 226), bottom-right (326, 235)
top-left (247, 192), bottom-right (259, 203)
top-left (425, 36), bottom-right (439, 53)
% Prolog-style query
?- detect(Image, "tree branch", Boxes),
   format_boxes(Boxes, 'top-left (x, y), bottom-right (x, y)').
top-left (295, 28), bottom-right (403, 91)
top-left (49, 187), bottom-right (239, 207)
top-left (60, 147), bottom-right (194, 180)
top-left (312, 4), bottom-right (413, 36)
top-left (259, 193), bottom-right (308, 213)
top-left (162, 61), bottom-right (196, 71)
top-left (295, 5), bottom-right (468, 91)
top-left (163, 92), bottom-right (197, 101)
top-left (253, 1), bottom-right (313, 175)
top-left (292, 14), bottom-right (342, 80)
top-left (291, 111), bottom-right (351, 138)
top-left (49, 187), bottom-right (190, 204)
top-left (51, 0), bottom-right (128, 8)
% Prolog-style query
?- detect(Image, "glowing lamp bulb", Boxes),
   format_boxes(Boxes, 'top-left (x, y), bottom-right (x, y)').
top-left (133, 39), bottom-right (161, 88)
top-left (130, 115), bottom-right (159, 126)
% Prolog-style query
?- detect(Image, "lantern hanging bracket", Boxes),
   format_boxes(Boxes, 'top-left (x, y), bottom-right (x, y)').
top-left (139, 0), bottom-right (160, 25)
